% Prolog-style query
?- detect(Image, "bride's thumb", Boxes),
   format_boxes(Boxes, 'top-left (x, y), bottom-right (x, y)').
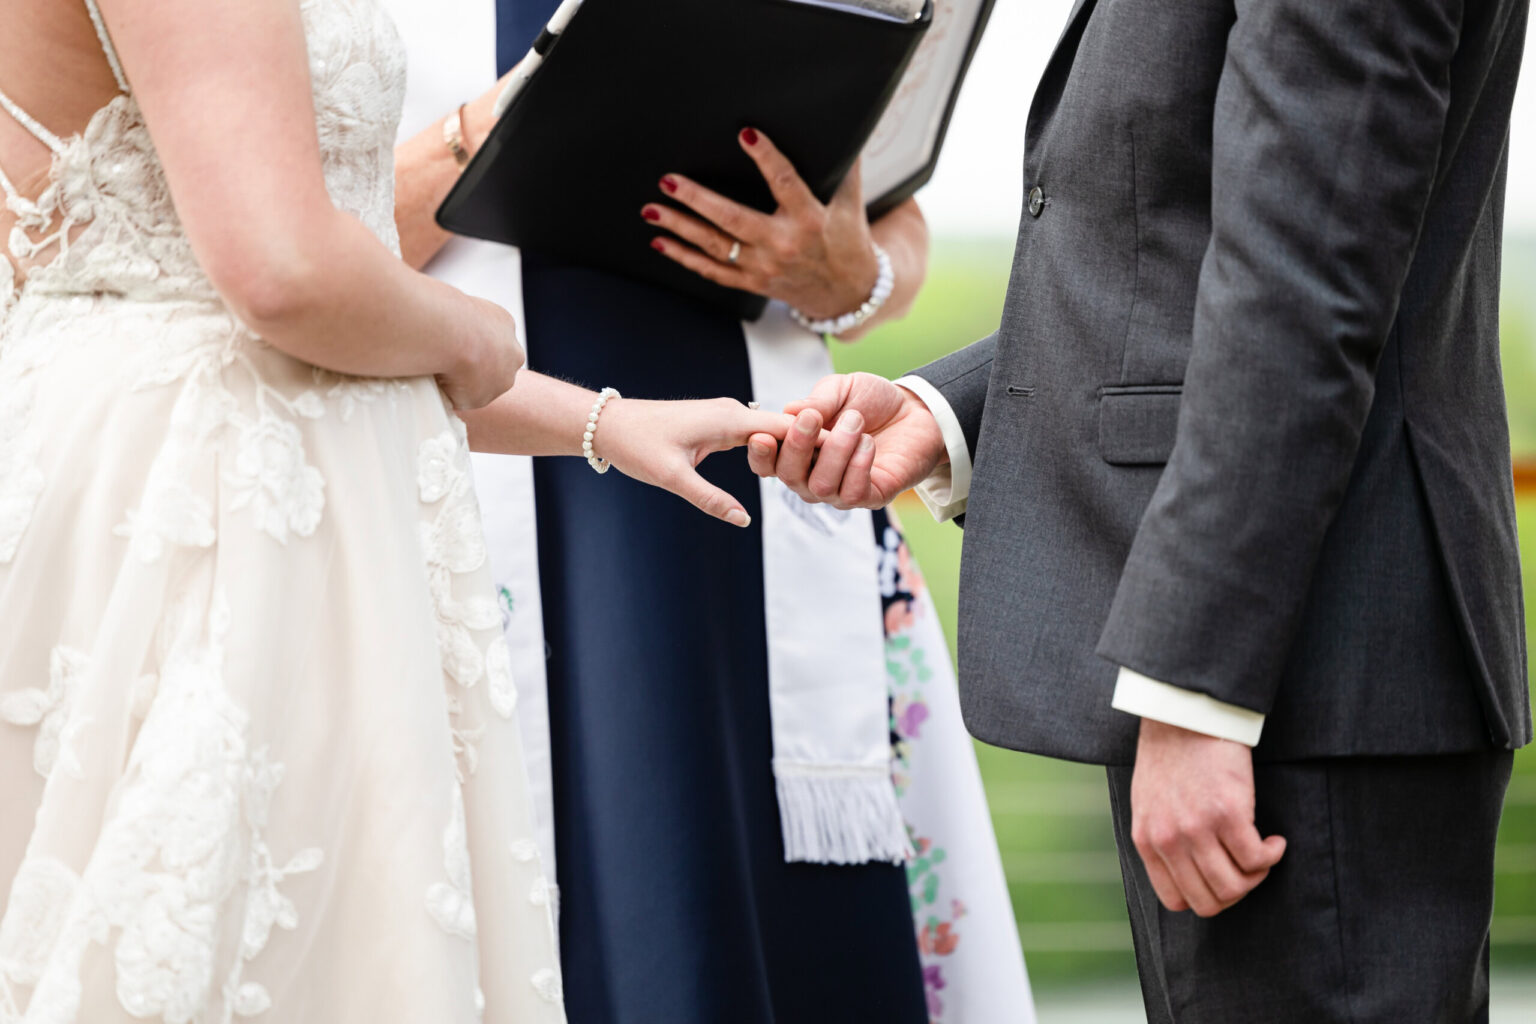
top-left (670, 466), bottom-right (752, 528)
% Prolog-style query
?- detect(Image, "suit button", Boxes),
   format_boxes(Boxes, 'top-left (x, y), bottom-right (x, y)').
top-left (1028, 186), bottom-right (1045, 217)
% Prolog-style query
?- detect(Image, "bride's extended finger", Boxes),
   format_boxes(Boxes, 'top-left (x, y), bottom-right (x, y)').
top-left (806, 409), bottom-right (864, 503)
top-left (737, 408), bottom-right (796, 441)
top-left (642, 204), bottom-right (742, 268)
top-left (837, 434), bottom-right (877, 509)
top-left (709, 410), bottom-right (793, 463)
top-left (659, 173), bottom-right (772, 244)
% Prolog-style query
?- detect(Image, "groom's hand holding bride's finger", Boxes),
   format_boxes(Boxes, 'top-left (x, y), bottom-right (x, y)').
top-left (746, 372), bottom-right (948, 509)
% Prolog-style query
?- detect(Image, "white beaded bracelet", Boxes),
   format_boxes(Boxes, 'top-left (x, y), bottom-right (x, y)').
top-left (789, 242), bottom-right (895, 337)
top-left (582, 387), bottom-right (622, 474)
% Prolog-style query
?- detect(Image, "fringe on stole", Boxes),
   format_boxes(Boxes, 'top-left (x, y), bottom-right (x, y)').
top-left (773, 761), bottom-right (914, 866)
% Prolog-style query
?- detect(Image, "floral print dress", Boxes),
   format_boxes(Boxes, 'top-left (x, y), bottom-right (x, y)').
top-left (879, 509), bottom-right (1036, 1024)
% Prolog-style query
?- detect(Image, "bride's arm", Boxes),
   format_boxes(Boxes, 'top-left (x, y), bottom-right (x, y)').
top-left (97, 0), bottom-right (519, 410)
top-left (461, 373), bottom-right (802, 527)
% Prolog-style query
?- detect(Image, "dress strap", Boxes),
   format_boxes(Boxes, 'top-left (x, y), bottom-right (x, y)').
top-left (0, 1), bottom-right (126, 201)
top-left (84, 0), bottom-right (131, 94)
top-left (0, 81), bottom-right (60, 203)
top-left (0, 86), bottom-right (67, 157)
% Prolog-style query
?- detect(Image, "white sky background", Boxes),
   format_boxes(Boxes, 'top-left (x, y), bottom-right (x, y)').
top-left (920, 0), bottom-right (1536, 236)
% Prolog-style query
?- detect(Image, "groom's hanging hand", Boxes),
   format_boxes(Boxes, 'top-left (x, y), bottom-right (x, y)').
top-left (745, 372), bottom-right (947, 509)
top-left (1131, 719), bottom-right (1287, 917)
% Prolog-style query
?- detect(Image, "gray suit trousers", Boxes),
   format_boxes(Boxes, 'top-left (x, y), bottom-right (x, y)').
top-left (1108, 751), bottom-right (1514, 1023)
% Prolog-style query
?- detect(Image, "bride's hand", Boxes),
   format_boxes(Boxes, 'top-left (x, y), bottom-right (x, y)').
top-left (596, 398), bottom-right (797, 526)
top-left (436, 296), bottom-right (525, 410)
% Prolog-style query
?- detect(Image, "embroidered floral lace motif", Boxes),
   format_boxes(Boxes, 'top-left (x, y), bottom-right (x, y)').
top-left (0, 1), bottom-right (561, 1019)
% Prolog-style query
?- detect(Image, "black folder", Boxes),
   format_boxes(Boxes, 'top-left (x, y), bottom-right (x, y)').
top-left (436, 0), bottom-right (934, 321)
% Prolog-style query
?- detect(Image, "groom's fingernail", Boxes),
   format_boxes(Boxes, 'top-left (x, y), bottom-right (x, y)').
top-left (837, 410), bottom-right (864, 434)
top-left (795, 410), bottom-right (818, 434)
top-left (859, 435), bottom-right (874, 452)
top-left (726, 509), bottom-right (751, 528)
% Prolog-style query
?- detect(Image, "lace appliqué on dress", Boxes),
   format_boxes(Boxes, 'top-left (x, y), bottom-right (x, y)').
top-left (418, 425), bottom-right (506, 698)
top-left (426, 785), bottom-right (477, 941)
top-left (0, 646), bottom-right (91, 779)
top-left (226, 413), bottom-right (326, 544)
top-left (0, 0), bottom-right (563, 1018)
top-left (0, 595), bottom-right (324, 1024)
top-left (116, 345), bottom-right (335, 557)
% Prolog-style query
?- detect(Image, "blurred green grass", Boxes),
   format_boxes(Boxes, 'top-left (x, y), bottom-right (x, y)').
top-left (836, 236), bottom-right (1536, 988)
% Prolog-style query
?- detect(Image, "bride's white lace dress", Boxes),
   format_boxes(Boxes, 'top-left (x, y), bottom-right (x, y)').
top-left (0, 2), bottom-right (564, 1021)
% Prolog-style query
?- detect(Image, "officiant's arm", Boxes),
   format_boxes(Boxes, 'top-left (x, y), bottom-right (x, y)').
top-left (393, 73), bottom-right (511, 270)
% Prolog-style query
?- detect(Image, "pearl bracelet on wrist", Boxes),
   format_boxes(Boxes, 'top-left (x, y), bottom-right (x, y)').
top-left (789, 242), bottom-right (894, 337)
top-left (582, 387), bottom-right (621, 474)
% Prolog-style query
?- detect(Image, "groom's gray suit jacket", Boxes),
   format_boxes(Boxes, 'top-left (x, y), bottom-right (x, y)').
top-left (917, 0), bottom-right (1533, 765)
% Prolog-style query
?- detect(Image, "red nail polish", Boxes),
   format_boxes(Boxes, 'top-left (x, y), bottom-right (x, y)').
top-left (660, 176), bottom-right (679, 194)
top-left (651, 238), bottom-right (666, 252)
top-left (642, 207), bottom-right (661, 222)
top-left (741, 127), bottom-right (759, 146)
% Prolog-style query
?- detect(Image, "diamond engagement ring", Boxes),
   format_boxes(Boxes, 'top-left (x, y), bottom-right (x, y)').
top-left (727, 241), bottom-right (742, 265)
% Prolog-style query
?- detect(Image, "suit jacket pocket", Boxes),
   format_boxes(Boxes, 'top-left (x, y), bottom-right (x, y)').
top-left (1098, 384), bottom-right (1182, 465)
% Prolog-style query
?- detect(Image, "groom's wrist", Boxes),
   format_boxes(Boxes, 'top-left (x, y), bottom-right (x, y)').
top-left (1112, 667), bottom-right (1266, 747)
top-left (893, 375), bottom-right (971, 521)
top-left (895, 384), bottom-right (949, 468)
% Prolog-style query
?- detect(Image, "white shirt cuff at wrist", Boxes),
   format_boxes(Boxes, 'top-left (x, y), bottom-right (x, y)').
top-left (893, 375), bottom-right (972, 523)
top-left (1111, 667), bottom-right (1266, 747)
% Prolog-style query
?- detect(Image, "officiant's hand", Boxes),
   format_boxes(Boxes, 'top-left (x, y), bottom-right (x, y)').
top-left (746, 372), bottom-right (946, 510)
top-left (644, 129), bottom-right (880, 321)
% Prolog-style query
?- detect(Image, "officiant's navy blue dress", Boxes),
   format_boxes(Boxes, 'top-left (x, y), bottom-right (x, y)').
top-left (496, 4), bottom-right (927, 1023)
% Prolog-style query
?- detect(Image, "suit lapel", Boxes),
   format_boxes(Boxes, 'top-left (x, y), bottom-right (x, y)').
top-left (1025, 0), bottom-right (1101, 156)
top-left (1058, 0), bottom-right (1097, 46)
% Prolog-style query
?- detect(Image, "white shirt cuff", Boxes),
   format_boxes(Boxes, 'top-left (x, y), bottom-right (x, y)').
top-left (893, 375), bottom-right (972, 523)
top-left (1111, 667), bottom-right (1266, 747)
